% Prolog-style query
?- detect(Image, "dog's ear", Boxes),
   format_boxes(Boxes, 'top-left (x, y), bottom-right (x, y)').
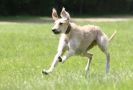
top-left (60, 7), bottom-right (70, 20)
top-left (52, 8), bottom-right (58, 21)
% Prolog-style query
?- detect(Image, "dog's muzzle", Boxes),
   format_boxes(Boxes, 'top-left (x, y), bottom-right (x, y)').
top-left (52, 29), bottom-right (61, 34)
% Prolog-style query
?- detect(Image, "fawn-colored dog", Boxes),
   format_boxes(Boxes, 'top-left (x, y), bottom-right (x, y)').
top-left (42, 7), bottom-right (116, 75)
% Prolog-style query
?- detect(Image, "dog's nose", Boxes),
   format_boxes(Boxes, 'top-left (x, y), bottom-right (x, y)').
top-left (52, 29), bottom-right (56, 32)
top-left (52, 29), bottom-right (60, 34)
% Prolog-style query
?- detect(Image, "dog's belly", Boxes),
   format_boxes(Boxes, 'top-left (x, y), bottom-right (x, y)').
top-left (73, 40), bottom-right (93, 55)
top-left (68, 29), bottom-right (97, 55)
top-left (68, 40), bottom-right (96, 55)
top-left (75, 48), bottom-right (86, 55)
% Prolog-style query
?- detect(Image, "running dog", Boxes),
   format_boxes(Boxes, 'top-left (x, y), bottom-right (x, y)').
top-left (42, 7), bottom-right (116, 75)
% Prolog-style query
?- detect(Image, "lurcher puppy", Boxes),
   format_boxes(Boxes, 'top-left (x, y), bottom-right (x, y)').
top-left (42, 7), bottom-right (116, 75)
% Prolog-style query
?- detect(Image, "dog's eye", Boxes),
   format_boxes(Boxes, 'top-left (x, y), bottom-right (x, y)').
top-left (59, 22), bottom-right (63, 25)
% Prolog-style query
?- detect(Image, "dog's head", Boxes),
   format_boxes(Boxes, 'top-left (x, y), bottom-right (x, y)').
top-left (52, 7), bottom-right (70, 34)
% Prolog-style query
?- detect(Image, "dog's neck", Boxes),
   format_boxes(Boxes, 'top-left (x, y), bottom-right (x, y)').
top-left (65, 23), bottom-right (71, 34)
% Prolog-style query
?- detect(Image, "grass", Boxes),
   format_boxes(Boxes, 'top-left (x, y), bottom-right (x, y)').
top-left (0, 18), bottom-right (133, 90)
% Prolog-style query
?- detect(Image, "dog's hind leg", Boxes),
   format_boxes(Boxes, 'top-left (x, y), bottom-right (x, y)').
top-left (97, 34), bottom-right (110, 74)
top-left (100, 48), bottom-right (110, 74)
top-left (84, 52), bottom-right (93, 77)
top-left (105, 51), bottom-right (110, 74)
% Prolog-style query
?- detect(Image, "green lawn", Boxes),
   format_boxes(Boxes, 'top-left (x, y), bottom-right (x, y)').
top-left (0, 18), bottom-right (133, 90)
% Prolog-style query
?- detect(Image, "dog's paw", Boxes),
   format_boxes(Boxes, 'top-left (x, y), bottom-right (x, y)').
top-left (42, 69), bottom-right (49, 75)
top-left (58, 56), bottom-right (62, 62)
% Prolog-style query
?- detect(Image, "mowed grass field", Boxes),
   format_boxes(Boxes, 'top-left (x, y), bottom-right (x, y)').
top-left (0, 17), bottom-right (133, 90)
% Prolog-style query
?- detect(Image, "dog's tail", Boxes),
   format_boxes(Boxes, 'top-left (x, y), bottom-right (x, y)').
top-left (109, 30), bottom-right (117, 42)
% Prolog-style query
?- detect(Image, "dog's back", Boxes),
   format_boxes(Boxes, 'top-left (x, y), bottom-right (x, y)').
top-left (69, 23), bottom-right (104, 53)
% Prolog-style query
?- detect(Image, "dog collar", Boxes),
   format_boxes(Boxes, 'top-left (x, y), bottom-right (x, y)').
top-left (65, 23), bottom-right (71, 34)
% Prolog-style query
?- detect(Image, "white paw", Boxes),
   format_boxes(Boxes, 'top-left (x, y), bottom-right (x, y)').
top-left (42, 69), bottom-right (49, 75)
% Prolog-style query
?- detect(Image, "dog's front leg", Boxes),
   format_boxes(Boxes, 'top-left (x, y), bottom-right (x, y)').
top-left (61, 49), bottom-right (75, 63)
top-left (42, 37), bottom-right (67, 75)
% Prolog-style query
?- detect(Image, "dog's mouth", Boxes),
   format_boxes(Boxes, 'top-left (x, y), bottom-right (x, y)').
top-left (52, 29), bottom-right (61, 34)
